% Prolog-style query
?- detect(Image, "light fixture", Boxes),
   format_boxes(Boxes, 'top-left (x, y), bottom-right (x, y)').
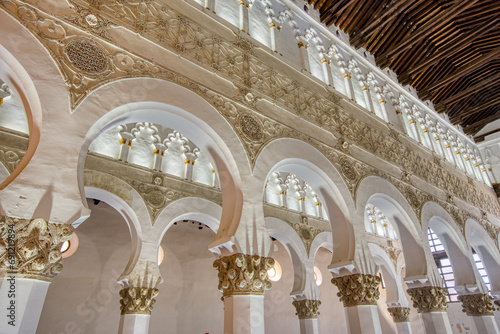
top-left (314, 266), bottom-right (322, 286)
top-left (267, 260), bottom-right (282, 282)
top-left (158, 245), bottom-right (165, 266)
top-left (61, 233), bottom-right (79, 259)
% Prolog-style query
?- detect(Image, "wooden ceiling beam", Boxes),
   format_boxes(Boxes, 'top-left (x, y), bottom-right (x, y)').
top-left (456, 96), bottom-right (500, 119)
top-left (436, 72), bottom-right (500, 107)
top-left (464, 112), bottom-right (500, 134)
top-left (427, 48), bottom-right (500, 92)
top-left (377, 0), bottom-right (479, 63)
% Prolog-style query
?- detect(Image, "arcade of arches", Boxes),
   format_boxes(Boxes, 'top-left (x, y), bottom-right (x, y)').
top-left (0, 1), bottom-right (500, 334)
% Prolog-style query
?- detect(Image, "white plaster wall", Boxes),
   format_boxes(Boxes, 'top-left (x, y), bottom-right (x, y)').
top-left (152, 221), bottom-right (224, 334)
top-left (37, 200), bottom-right (132, 334)
top-left (314, 247), bottom-right (349, 334)
top-left (265, 241), bottom-right (299, 334)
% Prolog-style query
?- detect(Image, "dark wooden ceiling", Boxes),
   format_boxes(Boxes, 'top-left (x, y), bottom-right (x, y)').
top-left (308, 0), bottom-right (500, 140)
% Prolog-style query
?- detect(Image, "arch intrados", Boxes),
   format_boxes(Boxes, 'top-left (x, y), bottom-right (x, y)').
top-left (368, 243), bottom-right (401, 304)
top-left (0, 11), bottom-right (66, 189)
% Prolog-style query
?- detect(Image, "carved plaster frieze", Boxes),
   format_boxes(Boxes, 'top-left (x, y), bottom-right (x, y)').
top-left (119, 287), bottom-right (159, 315)
top-left (292, 299), bottom-right (321, 319)
top-left (458, 293), bottom-right (495, 316)
top-left (407, 286), bottom-right (448, 313)
top-left (0, 147), bottom-right (25, 173)
top-left (2, 1), bottom-right (500, 227)
top-left (331, 273), bottom-right (381, 307)
top-left (387, 307), bottom-right (410, 322)
top-left (0, 216), bottom-right (73, 281)
top-left (213, 253), bottom-right (274, 297)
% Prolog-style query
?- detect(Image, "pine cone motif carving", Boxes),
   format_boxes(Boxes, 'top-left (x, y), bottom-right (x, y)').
top-left (119, 287), bottom-right (160, 315)
top-left (0, 216), bottom-right (74, 281)
top-left (213, 253), bottom-right (274, 297)
top-left (331, 274), bottom-right (381, 307)
top-left (458, 293), bottom-right (495, 316)
top-left (387, 307), bottom-right (410, 322)
top-left (292, 299), bottom-right (321, 319)
top-left (407, 286), bottom-right (448, 313)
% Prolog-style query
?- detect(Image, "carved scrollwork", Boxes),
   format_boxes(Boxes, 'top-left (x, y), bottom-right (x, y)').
top-left (213, 253), bottom-right (274, 297)
top-left (292, 299), bottom-right (321, 319)
top-left (119, 287), bottom-right (160, 315)
top-left (458, 293), bottom-right (495, 316)
top-left (0, 216), bottom-right (74, 281)
top-left (407, 286), bottom-right (447, 313)
top-left (387, 307), bottom-right (410, 322)
top-left (331, 274), bottom-right (381, 307)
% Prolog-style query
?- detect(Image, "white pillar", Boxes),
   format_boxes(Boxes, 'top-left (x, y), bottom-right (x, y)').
top-left (322, 58), bottom-right (333, 86)
top-left (238, 1), bottom-right (249, 33)
top-left (298, 318), bottom-right (319, 334)
top-left (344, 73), bottom-right (354, 100)
top-left (224, 295), bottom-right (265, 334)
top-left (469, 316), bottom-right (500, 334)
top-left (269, 23), bottom-right (278, 53)
top-left (362, 86), bottom-right (374, 112)
top-left (345, 305), bottom-right (382, 334)
top-left (395, 321), bottom-right (413, 334)
top-left (298, 42), bottom-right (310, 73)
top-left (118, 314), bottom-right (151, 334)
top-left (0, 278), bottom-right (50, 334)
top-left (419, 312), bottom-right (453, 334)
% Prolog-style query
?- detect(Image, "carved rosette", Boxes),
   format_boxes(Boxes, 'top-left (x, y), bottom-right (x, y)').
top-left (407, 286), bottom-right (448, 313)
top-left (292, 299), bottom-right (321, 319)
top-left (331, 274), bottom-right (381, 307)
top-left (0, 216), bottom-right (74, 281)
top-left (213, 253), bottom-right (274, 297)
top-left (387, 307), bottom-right (411, 322)
top-left (119, 287), bottom-right (159, 315)
top-left (458, 294), bottom-right (495, 316)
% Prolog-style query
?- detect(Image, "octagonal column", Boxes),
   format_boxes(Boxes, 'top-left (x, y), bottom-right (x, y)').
top-left (0, 216), bottom-right (73, 334)
top-left (117, 263), bottom-right (161, 334)
top-left (213, 253), bottom-right (274, 334)
top-left (458, 293), bottom-right (499, 334)
top-left (331, 273), bottom-right (383, 334)
top-left (292, 299), bottom-right (321, 334)
top-left (407, 286), bottom-right (452, 334)
top-left (388, 307), bottom-right (412, 334)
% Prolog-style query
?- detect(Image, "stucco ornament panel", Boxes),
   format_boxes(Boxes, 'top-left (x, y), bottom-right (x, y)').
top-left (130, 180), bottom-right (186, 225)
top-left (0, 148), bottom-right (25, 173)
top-left (213, 253), bottom-right (274, 297)
top-left (458, 293), bottom-right (495, 316)
top-left (331, 273), bottom-right (381, 307)
top-left (387, 307), bottom-right (410, 322)
top-left (0, 216), bottom-right (73, 281)
top-left (292, 299), bottom-right (321, 319)
top-left (2, 0), bottom-right (500, 219)
top-left (407, 286), bottom-right (448, 313)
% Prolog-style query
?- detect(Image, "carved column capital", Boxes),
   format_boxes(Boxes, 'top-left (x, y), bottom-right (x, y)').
top-left (458, 293), bottom-right (495, 316)
top-left (119, 287), bottom-right (159, 315)
top-left (0, 216), bottom-right (74, 281)
top-left (407, 286), bottom-right (447, 313)
top-left (213, 253), bottom-right (274, 297)
top-left (331, 273), bottom-right (381, 307)
top-left (292, 299), bottom-right (321, 319)
top-left (494, 299), bottom-right (500, 311)
top-left (387, 307), bottom-right (411, 322)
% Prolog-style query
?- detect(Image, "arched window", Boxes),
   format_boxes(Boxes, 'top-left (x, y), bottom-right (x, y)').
top-left (427, 227), bottom-right (458, 302)
top-left (471, 248), bottom-right (491, 291)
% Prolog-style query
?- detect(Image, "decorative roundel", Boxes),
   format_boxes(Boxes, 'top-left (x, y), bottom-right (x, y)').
top-left (65, 39), bottom-right (108, 74)
top-left (239, 114), bottom-right (263, 141)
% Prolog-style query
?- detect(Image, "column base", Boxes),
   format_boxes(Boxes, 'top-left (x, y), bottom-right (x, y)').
top-left (118, 314), bottom-right (151, 334)
top-left (0, 277), bottom-right (50, 334)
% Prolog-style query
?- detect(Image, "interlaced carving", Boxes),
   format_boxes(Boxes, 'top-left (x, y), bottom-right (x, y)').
top-left (387, 307), bottom-right (410, 322)
top-left (458, 293), bottom-right (495, 316)
top-left (0, 216), bottom-right (74, 281)
top-left (213, 253), bottom-right (274, 297)
top-left (65, 39), bottom-right (108, 73)
top-left (292, 299), bottom-right (321, 319)
top-left (407, 286), bottom-right (447, 313)
top-left (119, 287), bottom-right (160, 315)
top-left (331, 274), bottom-right (381, 307)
